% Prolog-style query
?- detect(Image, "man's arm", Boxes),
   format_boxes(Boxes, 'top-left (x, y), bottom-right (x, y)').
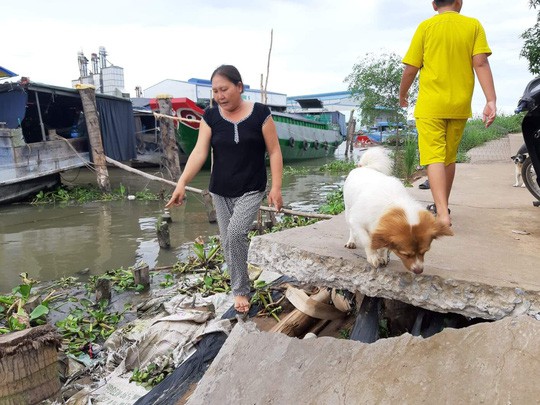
top-left (399, 64), bottom-right (420, 107)
top-left (473, 53), bottom-right (497, 128)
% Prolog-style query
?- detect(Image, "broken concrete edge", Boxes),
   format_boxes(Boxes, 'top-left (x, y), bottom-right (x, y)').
top-left (186, 316), bottom-right (540, 404)
top-left (247, 237), bottom-right (540, 321)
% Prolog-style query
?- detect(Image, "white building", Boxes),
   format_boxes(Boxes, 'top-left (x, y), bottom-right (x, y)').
top-left (143, 78), bottom-right (287, 108)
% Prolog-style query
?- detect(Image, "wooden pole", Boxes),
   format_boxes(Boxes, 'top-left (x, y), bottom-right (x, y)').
top-left (76, 84), bottom-right (111, 192)
top-left (96, 278), bottom-right (111, 302)
top-left (104, 155), bottom-right (216, 222)
top-left (132, 264), bottom-right (150, 288)
top-left (156, 95), bottom-right (182, 181)
top-left (345, 110), bottom-right (355, 158)
top-left (104, 155), bottom-right (332, 220)
top-left (157, 220), bottom-right (171, 248)
top-left (264, 28), bottom-right (273, 105)
top-left (34, 91), bottom-right (47, 141)
top-left (260, 74), bottom-right (264, 103)
top-left (350, 118), bottom-right (356, 155)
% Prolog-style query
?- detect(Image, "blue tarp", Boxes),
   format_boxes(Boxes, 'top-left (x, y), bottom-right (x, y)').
top-left (0, 86), bottom-right (27, 127)
top-left (0, 66), bottom-right (17, 78)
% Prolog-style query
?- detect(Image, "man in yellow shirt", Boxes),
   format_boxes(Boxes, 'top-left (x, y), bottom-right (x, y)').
top-left (399, 0), bottom-right (496, 227)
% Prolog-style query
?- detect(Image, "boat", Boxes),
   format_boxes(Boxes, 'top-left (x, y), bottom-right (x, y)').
top-left (0, 80), bottom-right (137, 204)
top-left (149, 97), bottom-right (344, 166)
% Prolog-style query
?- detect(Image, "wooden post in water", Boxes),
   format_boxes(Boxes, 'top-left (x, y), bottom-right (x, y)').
top-left (156, 95), bottom-right (182, 181)
top-left (132, 264), bottom-right (150, 289)
top-left (157, 219), bottom-right (171, 249)
top-left (345, 110), bottom-right (356, 158)
top-left (96, 278), bottom-right (111, 302)
top-left (76, 84), bottom-right (111, 192)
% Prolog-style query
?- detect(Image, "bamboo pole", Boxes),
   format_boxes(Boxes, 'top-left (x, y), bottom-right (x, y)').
top-left (264, 28), bottom-right (273, 105)
top-left (76, 84), bottom-right (111, 192)
top-left (104, 155), bottom-right (333, 220)
top-left (156, 95), bottom-right (182, 181)
top-left (34, 91), bottom-right (47, 142)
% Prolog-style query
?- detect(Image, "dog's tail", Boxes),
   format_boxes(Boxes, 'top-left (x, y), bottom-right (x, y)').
top-left (358, 147), bottom-right (393, 175)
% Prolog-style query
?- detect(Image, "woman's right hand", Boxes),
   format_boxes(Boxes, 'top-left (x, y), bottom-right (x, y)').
top-left (165, 183), bottom-right (186, 207)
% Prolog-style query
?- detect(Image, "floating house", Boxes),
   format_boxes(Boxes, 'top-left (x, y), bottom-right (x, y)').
top-left (0, 80), bottom-right (137, 203)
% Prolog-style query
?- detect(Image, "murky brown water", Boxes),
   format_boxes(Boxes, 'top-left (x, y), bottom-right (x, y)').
top-left (0, 145), bottom-right (361, 293)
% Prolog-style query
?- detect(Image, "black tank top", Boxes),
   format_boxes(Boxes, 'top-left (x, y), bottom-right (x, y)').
top-left (203, 102), bottom-right (271, 197)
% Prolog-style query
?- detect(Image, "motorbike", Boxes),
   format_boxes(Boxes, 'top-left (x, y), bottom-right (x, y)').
top-left (515, 76), bottom-right (540, 206)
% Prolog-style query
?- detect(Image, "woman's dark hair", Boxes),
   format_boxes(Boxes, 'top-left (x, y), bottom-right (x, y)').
top-left (211, 65), bottom-right (244, 93)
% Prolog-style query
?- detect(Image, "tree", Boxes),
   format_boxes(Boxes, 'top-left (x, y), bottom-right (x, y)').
top-left (345, 52), bottom-right (417, 127)
top-left (520, 0), bottom-right (540, 75)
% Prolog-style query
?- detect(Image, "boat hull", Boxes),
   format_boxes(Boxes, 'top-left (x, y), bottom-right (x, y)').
top-left (161, 98), bottom-right (344, 166)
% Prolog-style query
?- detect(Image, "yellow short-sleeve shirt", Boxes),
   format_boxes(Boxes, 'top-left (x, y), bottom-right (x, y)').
top-left (403, 12), bottom-right (492, 119)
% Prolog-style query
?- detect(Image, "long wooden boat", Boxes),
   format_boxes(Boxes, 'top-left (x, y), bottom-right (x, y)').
top-left (151, 98), bottom-right (344, 166)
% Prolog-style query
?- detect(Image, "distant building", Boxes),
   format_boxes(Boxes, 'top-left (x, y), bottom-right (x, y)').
top-left (286, 90), bottom-right (360, 113)
top-left (71, 47), bottom-right (129, 98)
top-left (142, 78), bottom-right (287, 109)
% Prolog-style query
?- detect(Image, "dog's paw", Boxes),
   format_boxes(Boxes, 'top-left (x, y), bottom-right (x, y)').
top-left (344, 241), bottom-right (356, 249)
top-left (378, 250), bottom-right (389, 266)
top-left (513, 183), bottom-right (520, 187)
top-left (367, 253), bottom-right (383, 268)
top-left (521, 184), bottom-right (526, 188)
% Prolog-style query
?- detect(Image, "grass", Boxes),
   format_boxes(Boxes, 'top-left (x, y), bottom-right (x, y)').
top-left (457, 113), bottom-right (523, 162)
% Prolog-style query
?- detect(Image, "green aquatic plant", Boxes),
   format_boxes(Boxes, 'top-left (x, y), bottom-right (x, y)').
top-left (86, 266), bottom-right (145, 293)
top-left (55, 299), bottom-right (128, 355)
top-left (0, 273), bottom-right (57, 334)
top-left (283, 166), bottom-right (310, 175)
top-left (318, 188), bottom-right (345, 215)
top-left (131, 360), bottom-right (174, 388)
top-left (319, 160), bottom-right (356, 173)
top-left (31, 184), bottom-right (161, 204)
top-left (250, 280), bottom-right (282, 322)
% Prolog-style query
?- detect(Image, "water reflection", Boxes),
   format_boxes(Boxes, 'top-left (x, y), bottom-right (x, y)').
top-left (0, 146), bottom-right (361, 292)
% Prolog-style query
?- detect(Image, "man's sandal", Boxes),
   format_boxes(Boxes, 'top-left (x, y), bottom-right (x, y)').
top-left (426, 203), bottom-right (451, 215)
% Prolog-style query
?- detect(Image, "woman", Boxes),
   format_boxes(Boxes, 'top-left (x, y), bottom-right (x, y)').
top-left (166, 64), bottom-right (283, 314)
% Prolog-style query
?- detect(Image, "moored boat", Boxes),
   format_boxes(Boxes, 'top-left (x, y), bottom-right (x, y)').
top-left (0, 80), bottom-right (137, 203)
top-left (150, 98), bottom-right (344, 166)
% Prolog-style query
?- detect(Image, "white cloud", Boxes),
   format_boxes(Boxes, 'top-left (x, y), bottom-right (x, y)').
top-left (2, 0), bottom-right (537, 115)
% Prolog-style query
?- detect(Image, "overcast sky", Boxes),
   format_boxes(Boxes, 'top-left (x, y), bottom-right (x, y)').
top-left (2, 0), bottom-right (537, 116)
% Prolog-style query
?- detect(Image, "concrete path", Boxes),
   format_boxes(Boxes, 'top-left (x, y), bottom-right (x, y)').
top-left (248, 134), bottom-right (540, 320)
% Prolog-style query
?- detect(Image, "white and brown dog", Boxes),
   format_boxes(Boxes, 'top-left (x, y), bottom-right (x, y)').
top-left (343, 147), bottom-right (453, 274)
top-left (511, 153), bottom-right (526, 187)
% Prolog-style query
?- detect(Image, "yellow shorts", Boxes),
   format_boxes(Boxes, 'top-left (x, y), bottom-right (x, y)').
top-left (416, 118), bottom-right (467, 166)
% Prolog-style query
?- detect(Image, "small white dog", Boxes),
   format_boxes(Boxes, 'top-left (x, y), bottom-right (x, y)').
top-left (343, 147), bottom-right (453, 274)
top-left (511, 154), bottom-right (526, 187)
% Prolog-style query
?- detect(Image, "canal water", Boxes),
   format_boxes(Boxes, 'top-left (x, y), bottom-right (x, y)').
top-left (0, 145), bottom-right (362, 293)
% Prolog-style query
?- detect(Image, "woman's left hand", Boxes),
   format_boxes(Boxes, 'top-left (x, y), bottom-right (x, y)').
top-left (268, 188), bottom-right (283, 212)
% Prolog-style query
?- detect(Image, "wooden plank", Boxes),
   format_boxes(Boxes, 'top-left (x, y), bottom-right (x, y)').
top-left (285, 286), bottom-right (346, 320)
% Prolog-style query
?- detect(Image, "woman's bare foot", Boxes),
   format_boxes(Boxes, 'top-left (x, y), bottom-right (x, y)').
top-left (234, 295), bottom-right (250, 313)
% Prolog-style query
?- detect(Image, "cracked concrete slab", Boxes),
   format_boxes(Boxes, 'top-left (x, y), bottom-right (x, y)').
top-left (248, 147), bottom-right (540, 320)
top-left (187, 316), bottom-right (540, 404)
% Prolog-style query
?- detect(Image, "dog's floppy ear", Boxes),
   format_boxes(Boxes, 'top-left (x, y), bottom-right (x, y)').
top-left (371, 208), bottom-right (409, 250)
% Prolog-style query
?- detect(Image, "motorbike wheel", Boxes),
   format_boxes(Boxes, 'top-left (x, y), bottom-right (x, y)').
top-left (521, 157), bottom-right (540, 202)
